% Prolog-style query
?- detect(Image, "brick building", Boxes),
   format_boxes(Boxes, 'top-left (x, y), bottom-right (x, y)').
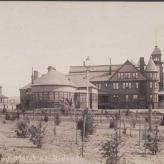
top-left (69, 46), bottom-right (163, 109)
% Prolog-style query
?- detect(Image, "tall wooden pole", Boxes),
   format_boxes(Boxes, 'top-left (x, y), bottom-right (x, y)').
top-left (82, 114), bottom-right (86, 157)
top-left (139, 114), bottom-right (141, 146)
top-left (54, 112), bottom-right (56, 136)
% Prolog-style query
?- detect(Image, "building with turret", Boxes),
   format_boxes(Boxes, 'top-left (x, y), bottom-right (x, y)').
top-left (69, 46), bottom-right (164, 109)
top-left (20, 46), bottom-right (164, 110)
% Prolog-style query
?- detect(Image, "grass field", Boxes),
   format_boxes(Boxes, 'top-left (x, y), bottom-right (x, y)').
top-left (0, 112), bottom-right (164, 164)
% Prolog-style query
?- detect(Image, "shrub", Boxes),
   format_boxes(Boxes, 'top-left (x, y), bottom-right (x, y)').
top-left (5, 113), bottom-right (10, 120)
top-left (15, 119), bottom-right (29, 138)
top-left (100, 130), bottom-right (122, 164)
top-left (28, 122), bottom-right (46, 148)
top-left (144, 132), bottom-right (159, 155)
top-left (160, 115), bottom-right (164, 126)
top-left (44, 115), bottom-right (48, 122)
top-left (54, 113), bottom-right (61, 125)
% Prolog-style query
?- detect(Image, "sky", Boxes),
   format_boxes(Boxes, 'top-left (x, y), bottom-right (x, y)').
top-left (0, 2), bottom-right (164, 97)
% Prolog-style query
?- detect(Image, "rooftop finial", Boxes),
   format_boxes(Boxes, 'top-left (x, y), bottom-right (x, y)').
top-left (155, 29), bottom-right (158, 47)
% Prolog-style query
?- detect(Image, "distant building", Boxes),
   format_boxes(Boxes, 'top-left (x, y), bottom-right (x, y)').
top-left (69, 46), bottom-right (163, 109)
top-left (20, 66), bottom-right (98, 110)
top-left (0, 86), bottom-right (8, 109)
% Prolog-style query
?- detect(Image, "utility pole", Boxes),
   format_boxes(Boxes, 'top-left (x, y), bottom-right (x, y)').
top-left (139, 113), bottom-right (141, 146)
top-left (54, 112), bottom-right (56, 136)
top-left (81, 113), bottom-right (86, 157)
top-left (85, 56), bottom-right (90, 110)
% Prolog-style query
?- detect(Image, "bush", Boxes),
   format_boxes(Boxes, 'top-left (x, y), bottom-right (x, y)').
top-left (28, 122), bottom-right (46, 148)
top-left (5, 113), bottom-right (10, 120)
top-left (109, 119), bottom-right (115, 129)
top-left (160, 116), bottom-right (164, 126)
top-left (15, 119), bottom-right (29, 137)
top-left (44, 115), bottom-right (48, 122)
top-left (54, 113), bottom-right (61, 125)
top-left (144, 132), bottom-right (159, 155)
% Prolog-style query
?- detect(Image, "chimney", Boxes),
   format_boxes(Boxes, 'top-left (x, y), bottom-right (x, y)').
top-left (109, 58), bottom-right (112, 75)
top-left (83, 61), bottom-right (85, 66)
top-left (140, 57), bottom-right (145, 73)
top-left (48, 66), bottom-right (56, 72)
top-left (0, 86), bottom-right (2, 96)
top-left (33, 70), bottom-right (38, 80)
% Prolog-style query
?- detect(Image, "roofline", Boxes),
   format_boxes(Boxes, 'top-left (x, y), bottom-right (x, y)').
top-left (31, 84), bottom-right (77, 88)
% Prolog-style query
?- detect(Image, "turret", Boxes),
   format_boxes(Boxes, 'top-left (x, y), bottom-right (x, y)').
top-left (145, 56), bottom-right (159, 108)
top-left (151, 45), bottom-right (163, 90)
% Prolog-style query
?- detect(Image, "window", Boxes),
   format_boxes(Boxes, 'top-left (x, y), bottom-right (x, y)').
top-left (128, 73), bottom-right (131, 79)
top-left (150, 94), bottom-right (153, 101)
top-left (125, 95), bottom-right (129, 102)
top-left (149, 73), bottom-right (153, 78)
top-left (123, 82), bottom-right (131, 89)
top-left (154, 82), bottom-right (158, 88)
top-left (132, 73), bottom-right (136, 78)
top-left (150, 82), bottom-right (153, 88)
top-left (125, 73), bottom-right (128, 79)
top-left (136, 82), bottom-right (139, 89)
top-left (155, 94), bottom-right (158, 102)
top-left (135, 73), bottom-right (138, 78)
top-left (113, 83), bottom-right (119, 89)
top-left (133, 95), bottom-right (138, 100)
top-left (121, 73), bottom-right (124, 79)
top-left (118, 73), bottom-right (121, 79)
top-left (105, 83), bottom-right (108, 87)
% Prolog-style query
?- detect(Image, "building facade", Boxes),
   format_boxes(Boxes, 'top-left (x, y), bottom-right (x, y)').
top-left (20, 66), bottom-right (98, 110)
top-left (69, 46), bottom-right (164, 109)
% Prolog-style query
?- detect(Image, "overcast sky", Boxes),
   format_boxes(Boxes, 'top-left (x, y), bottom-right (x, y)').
top-left (0, 2), bottom-right (164, 97)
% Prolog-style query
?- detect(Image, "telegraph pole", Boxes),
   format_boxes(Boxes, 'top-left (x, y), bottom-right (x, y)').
top-left (85, 56), bottom-right (90, 110)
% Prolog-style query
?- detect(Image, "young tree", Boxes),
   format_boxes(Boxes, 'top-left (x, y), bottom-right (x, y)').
top-left (100, 129), bottom-right (123, 164)
top-left (28, 121), bottom-right (47, 148)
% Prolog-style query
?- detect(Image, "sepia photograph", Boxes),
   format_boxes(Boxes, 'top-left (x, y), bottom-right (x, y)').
top-left (0, 1), bottom-right (164, 164)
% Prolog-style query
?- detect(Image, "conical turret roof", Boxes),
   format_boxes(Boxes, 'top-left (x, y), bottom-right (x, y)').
top-left (152, 45), bottom-right (161, 55)
top-left (145, 56), bottom-right (158, 72)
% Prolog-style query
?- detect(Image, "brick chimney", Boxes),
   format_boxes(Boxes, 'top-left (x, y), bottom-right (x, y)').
top-left (34, 70), bottom-right (38, 80)
top-left (0, 86), bottom-right (2, 96)
top-left (140, 57), bottom-right (145, 73)
top-left (48, 66), bottom-right (56, 72)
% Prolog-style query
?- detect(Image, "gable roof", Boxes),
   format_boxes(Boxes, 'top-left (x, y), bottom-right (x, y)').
top-left (109, 60), bottom-right (146, 81)
top-left (145, 56), bottom-right (158, 72)
top-left (67, 74), bottom-right (97, 89)
top-left (69, 65), bottom-right (121, 73)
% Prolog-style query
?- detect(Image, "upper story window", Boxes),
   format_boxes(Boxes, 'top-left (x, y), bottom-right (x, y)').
top-left (149, 73), bottom-right (153, 78)
top-left (128, 73), bottom-right (131, 79)
top-left (135, 73), bottom-right (138, 78)
top-left (154, 82), bottom-right (158, 88)
top-left (105, 83), bottom-right (108, 87)
top-left (98, 84), bottom-right (101, 89)
top-left (120, 73), bottom-right (124, 79)
top-left (150, 82), bottom-right (153, 88)
top-left (123, 82), bottom-right (132, 89)
top-left (113, 82), bottom-right (119, 90)
top-left (132, 73), bottom-right (136, 78)
top-left (135, 82), bottom-right (139, 89)
top-left (118, 73), bottom-right (121, 79)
